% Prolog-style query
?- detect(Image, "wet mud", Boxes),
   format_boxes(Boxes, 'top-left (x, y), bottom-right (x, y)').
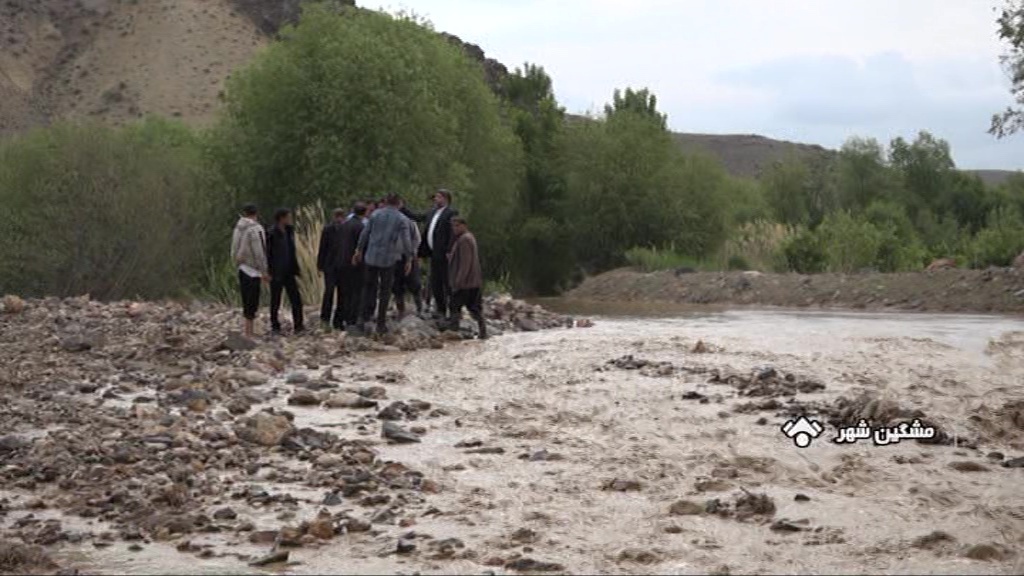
top-left (2, 298), bottom-right (1024, 574)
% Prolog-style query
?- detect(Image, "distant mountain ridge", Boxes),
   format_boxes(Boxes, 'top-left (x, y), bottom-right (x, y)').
top-left (0, 0), bottom-right (1017, 186)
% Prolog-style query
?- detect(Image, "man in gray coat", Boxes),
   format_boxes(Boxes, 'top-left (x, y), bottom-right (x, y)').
top-left (353, 193), bottom-right (414, 334)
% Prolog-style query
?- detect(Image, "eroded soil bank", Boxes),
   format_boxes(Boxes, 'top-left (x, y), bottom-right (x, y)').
top-left (568, 268), bottom-right (1024, 315)
top-left (2, 298), bottom-right (1024, 574)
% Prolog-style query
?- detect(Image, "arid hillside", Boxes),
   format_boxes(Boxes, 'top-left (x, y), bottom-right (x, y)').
top-left (0, 0), bottom-right (1018, 183)
top-left (1, 0), bottom-right (266, 131)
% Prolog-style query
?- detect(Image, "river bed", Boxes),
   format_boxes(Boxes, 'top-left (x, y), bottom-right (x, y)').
top-left (5, 303), bottom-right (1024, 574)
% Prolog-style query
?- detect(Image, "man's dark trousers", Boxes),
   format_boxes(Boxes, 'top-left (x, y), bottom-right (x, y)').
top-left (393, 256), bottom-right (422, 315)
top-left (362, 265), bottom-right (396, 332)
top-left (320, 270), bottom-right (342, 329)
top-left (339, 265), bottom-right (363, 328)
top-left (270, 276), bottom-right (304, 332)
top-left (429, 255), bottom-right (451, 316)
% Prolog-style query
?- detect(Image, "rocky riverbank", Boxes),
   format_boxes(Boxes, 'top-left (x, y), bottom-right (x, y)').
top-left (0, 294), bottom-right (589, 574)
top-left (567, 268), bottom-right (1024, 314)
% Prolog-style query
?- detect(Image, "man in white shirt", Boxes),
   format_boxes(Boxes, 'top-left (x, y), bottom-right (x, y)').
top-left (415, 189), bottom-right (458, 319)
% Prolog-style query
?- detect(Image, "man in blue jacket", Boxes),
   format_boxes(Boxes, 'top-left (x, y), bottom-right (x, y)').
top-left (353, 193), bottom-right (413, 335)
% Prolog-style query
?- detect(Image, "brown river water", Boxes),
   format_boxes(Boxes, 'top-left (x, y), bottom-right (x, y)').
top-left (7, 301), bottom-right (1024, 574)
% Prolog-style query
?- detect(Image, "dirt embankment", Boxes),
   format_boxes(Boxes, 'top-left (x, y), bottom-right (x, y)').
top-left (568, 268), bottom-right (1024, 315)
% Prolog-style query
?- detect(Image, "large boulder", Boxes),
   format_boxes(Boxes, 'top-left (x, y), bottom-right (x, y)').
top-left (234, 412), bottom-right (294, 447)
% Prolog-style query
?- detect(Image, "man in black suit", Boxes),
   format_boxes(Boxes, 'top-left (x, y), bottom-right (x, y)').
top-left (266, 208), bottom-right (304, 335)
top-left (317, 207), bottom-right (348, 330)
top-left (412, 189), bottom-right (458, 319)
top-left (336, 202), bottom-right (367, 331)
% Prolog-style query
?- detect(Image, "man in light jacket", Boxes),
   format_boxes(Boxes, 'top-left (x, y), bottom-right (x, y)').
top-left (353, 193), bottom-right (413, 335)
top-left (230, 203), bottom-right (269, 339)
top-left (447, 216), bottom-right (487, 339)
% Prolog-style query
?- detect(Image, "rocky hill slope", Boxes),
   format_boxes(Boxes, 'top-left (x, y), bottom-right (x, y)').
top-left (0, 0), bottom-right (1017, 184)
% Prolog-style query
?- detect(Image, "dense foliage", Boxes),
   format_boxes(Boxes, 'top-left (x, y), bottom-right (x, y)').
top-left (0, 119), bottom-right (227, 300)
top-left (1, 2), bottom-right (1022, 300)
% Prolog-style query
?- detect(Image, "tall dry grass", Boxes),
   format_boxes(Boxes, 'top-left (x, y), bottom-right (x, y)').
top-left (716, 219), bottom-right (796, 272)
top-left (294, 202), bottom-right (326, 307)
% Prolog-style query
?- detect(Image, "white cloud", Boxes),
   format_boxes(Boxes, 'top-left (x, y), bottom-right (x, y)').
top-left (374, 0), bottom-right (1024, 170)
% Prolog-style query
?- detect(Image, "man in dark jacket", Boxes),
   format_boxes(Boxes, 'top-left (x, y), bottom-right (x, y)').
top-left (317, 208), bottom-right (348, 330)
top-left (411, 189), bottom-right (458, 319)
top-left (336, 203), bottom-right (366, 330)
top-left (266, 208), bottom-right (304, 335)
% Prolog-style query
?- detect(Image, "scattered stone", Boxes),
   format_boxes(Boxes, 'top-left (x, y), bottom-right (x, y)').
top-left (962, 543), bottom-right (1008, 561)
top-left (617, 548), bottom-right (662, 564)
top-left (212, 507), bottom-right (237, 521)
top-left (510, 528), bottom-right (539, 544)
top-left (249, 550), bottom-right (289, 567)
top-left (504, 558), bottom-right (565, 572)
top-left (794, 494), bottom-right (811, 502)
top-left (396, 539), bottom-right (416, 554)
top-left (1001, 456), bottom-right (1024, 468)
top-left (769, 519), bottom-right (804, 532)
top-left (307, 518), bottom-right (335, 540)
top-left (669, 500), bottom-right (704, 516)
top-left (949, 461), bottom-right (989, 472)
top-left (324, 392), bottom-right (377, 409)
top-left (287, 390), bottom-right (320, 406)
top-left (285, 372), bottom-right (309, 385)
top-left (911, 531), bottom-right (955, 550)
top-left (221, 331), bottom-right (257, 352)
top-left (382, 422), bottom-right (421, 444)
top-left (692, 340), bottom-right (710, 353)
top-left (234, 413), bottom-right (294, 447)
top-left (602, 478), bottom-right (641, 492)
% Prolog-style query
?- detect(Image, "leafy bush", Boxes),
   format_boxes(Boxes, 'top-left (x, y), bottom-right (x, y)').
top-left (815, 212), bottom-right (884, 273)
top-left (624, 246), bottom-right (705, 272)
top-left (781, 228), bottom-right (826, 273)
top-left (965, 207), bottom-right (1024, 267)
top-left (0, 119), bottom-right (224, 300)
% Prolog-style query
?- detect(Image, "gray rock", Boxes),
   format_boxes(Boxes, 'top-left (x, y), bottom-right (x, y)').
top-left (382, 421), bottom-right (421, 444)
top-left (285, 372), bottom-right (309, 385)
top-left (222, 331), bottom-right (257, 352)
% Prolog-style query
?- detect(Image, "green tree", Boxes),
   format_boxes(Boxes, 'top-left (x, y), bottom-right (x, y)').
top-left (833, 137), bottom-right (893, 211)
top-left (562, 89), bottom-right (726, 270)
top-left (991, 1), bottom-right (1024, 137)
top-left (212, 4), bottom-right (522, 275)
top-left (604, 88), bottom-right (667, 129)
top-left (502, 63), bottom-right (572, 294)
top-left (761, 156), bottom-right (813, 226)
top-left (888, 131), bottom-right (956, 221)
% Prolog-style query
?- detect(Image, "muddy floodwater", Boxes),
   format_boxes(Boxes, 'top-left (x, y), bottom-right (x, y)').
top-left (6, 302), bottom-right (1024, 574)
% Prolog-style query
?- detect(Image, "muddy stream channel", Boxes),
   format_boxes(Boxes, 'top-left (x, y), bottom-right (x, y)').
top-left (4, 301), bottom-right (1024, 574)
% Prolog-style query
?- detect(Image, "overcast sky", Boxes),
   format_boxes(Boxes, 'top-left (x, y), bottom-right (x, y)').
top-left (373, 0), bottom-right (1023, 170)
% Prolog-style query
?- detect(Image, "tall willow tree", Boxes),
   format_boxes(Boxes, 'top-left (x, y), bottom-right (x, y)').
top-left (212, 3), bottom-right (522, 274)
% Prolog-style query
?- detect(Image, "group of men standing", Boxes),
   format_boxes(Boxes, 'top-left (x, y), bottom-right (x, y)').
top-left (229, 189), bottom-right (486, 341)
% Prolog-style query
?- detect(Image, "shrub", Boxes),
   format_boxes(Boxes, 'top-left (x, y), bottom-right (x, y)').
top-left (965, 207), bottom-right (1024, 267)
top-left (0, 119), bottom-right (224, 300)
top-left (624, 246), bottom-right (704, 272)
top-left (781, 228), bottom-right (826, 273)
